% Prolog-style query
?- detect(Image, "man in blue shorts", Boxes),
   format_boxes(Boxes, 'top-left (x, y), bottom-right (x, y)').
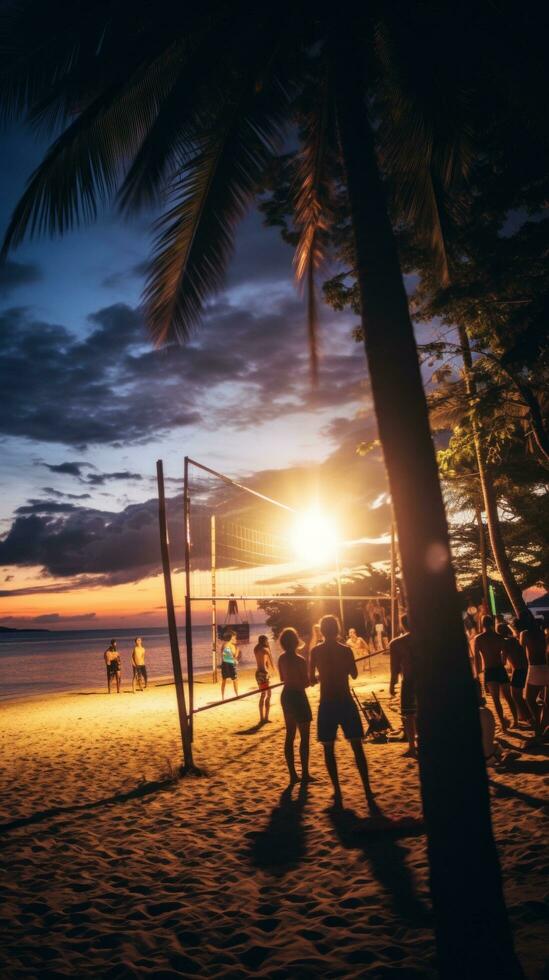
top-left (310, 615), bottom-right (376, 809)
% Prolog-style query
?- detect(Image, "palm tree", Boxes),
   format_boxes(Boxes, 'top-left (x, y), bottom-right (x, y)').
top-left (1, 4), bottom-right (529, 974)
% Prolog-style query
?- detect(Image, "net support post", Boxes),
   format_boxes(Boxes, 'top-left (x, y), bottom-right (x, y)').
top-left (183, 456), bottom-right (194, 740)
top-left (390, 512), bottom-right (397, 641)
top-left (211, 514), bottom-right (217, 683)
top-left (156, 459), bottom-right (194, 771)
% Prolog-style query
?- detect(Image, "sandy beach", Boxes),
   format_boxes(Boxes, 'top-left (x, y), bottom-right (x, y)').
top-left (0, 656), bottom-right (547, 978)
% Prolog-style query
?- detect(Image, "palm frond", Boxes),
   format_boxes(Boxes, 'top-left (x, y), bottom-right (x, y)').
top-left (1, 42), bottom-right (184, 253)
top-left (144, 78), bottom-right (288, 345)
top-left (292, 65), bottom-right (334, 380)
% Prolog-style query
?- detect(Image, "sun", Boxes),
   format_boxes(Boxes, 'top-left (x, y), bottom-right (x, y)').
top-left (292, 509), bottom-right (339, 566)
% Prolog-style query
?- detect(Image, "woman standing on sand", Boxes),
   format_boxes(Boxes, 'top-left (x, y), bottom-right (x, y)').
top-left (104, 640), bottom-right (121, 694)
top-left (278, 627), bottom-right (313, 785)
top-left (220, 630), bottom-right (239, 700)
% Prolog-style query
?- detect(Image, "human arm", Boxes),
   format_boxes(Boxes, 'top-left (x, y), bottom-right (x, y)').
top-left (278, 653), bottom-right (286, 682)
top-left (299, 656), bottom-right (310, 689)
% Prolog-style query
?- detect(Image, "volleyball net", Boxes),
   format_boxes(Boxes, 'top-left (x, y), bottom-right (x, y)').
top-left (156, 455), bottom-right (401, 754)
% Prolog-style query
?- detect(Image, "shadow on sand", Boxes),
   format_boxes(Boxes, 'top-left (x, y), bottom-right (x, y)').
top-left (0, 775), bottom-right (183, 839)
top-left (489, 778), bottom-right (549, 811)
top-left (328, 807), bottom-right (431, 926)
top-left (246, 783), bottom-right (309, 875)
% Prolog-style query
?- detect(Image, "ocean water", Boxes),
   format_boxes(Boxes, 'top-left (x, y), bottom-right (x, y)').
top-left (0, 625), bottom-right (266, 701)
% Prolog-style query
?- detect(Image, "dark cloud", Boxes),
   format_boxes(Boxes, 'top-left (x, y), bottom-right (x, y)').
top-left (0, 497), bottom-right (173, 582)
top-left (44, 462), bottom-right (94, 477)
top-left (0, 291), bottom-right (366, 448)
top-left (42, 487), bottom-right (92, 500)
top-left (0, 305), bottom-right (201, 448)
top-left (16, 500), bottom-right (77, 515)
top-left (0, 259), bottom-right (41, 297)
top-left (84, 470), bottom-right (143, 487)
top-left (0, 611), bottom-right (97, 624)
top-left (31, 612), bottom-right (97, 624)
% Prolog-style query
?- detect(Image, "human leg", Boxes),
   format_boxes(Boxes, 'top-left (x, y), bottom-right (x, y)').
top-left (298, 722), bottom-right (310, 779)
top-left (284, 719), bottom-right (299, 783)
top-left (501, 683), bottom-right (518, 726)
top-left (486, 682), bottom-right (507, 729)
top-left (350, 739), bottom-right (375, 803)
top-left (525, 684), bottom-right (542, 735)
top-left (258, 691), bottom-right (265, 721)
top-left (115, 670), bottom-right (121, 693)
top-left (264, 689), bottom-right (271, 721)
top-left (221, 678), bottom-right (226, 699)
top-left (323, 743), bottom-right (342, 803)
top-left (403, 714), bottom-right (418, 756)
top-left (511, 685), bottom-right (530, 722)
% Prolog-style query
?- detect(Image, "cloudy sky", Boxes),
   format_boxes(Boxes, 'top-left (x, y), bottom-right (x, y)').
top-left (0, 124), bottom-right (397, 629)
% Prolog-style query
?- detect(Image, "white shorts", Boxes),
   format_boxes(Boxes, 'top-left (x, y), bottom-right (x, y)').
top-left (526, 664), bottom-right (549, 687)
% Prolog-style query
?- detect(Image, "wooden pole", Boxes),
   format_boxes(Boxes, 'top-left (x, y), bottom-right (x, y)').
top-left (335, 548), bottom-right (345, 635)
top-left (156, 460), bottom-right (194, 771)
top-left (183, 456), bottom-right (194, 741)
top-left (211, 514), bottom-right (217, 684)
top-left (390, 514), bottom-right (397, 640)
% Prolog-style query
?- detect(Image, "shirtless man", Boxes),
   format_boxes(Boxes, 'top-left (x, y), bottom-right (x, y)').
top-left (132, 636), bottom-right (147, 692)
top-left (310, 614), bottom-right (375, 809)
top-left (254, 634), bottom-right (275, 724)
top-left (389, 614), bottom-right (417, 757)
top-left (519, 614), bottom-right (549, 736)
top-left (473, 616), bottom-right (517, 730)
top-left (497, 622), bottom-right (529, 723)
top-left (104, 639), bottom-right (121, 694)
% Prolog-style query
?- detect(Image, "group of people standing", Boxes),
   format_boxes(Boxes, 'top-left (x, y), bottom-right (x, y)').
top-left (472, 613), bottom-right (548, 740)
top-left (239, 616), bottom-right (377, 808)
top-left (103, 638), bottom-right (148, 694)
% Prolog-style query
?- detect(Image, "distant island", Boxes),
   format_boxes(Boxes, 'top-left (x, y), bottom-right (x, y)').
top-left (0, 626), bottom-right (51, 634)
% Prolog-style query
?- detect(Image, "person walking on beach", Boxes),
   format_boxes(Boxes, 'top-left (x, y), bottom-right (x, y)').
top-left (310, 615), bottom-right (375, 809)
top-left (254, 634), bottom-right (275, 724)
top-left (278, 627), bottom-right (312, 785)
top-left (389, 614), bottom-right (418, 757)
top-left (497, 621), bottom-right (529, 724)
top-left (519, 613), bottom-right (549, 736)
top-left (220, 630), bottom-right (239, 700)
top-left (473, 616), bottom-right (518, 730)
top-left (104, 639), bottom-right (121, 694)
top-left (132, 637), bottom-right (148, 692)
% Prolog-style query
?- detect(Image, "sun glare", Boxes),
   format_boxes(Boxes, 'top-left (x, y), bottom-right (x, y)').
top-left (292, 509), bottom-right (339, 566)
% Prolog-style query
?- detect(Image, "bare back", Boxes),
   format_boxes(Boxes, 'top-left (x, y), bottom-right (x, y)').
top-left (254, 644), bottom-right (271, 671)
top-left (310, 640), bottom-right (357, 700)
top-left (474, 630), bottom-right (505, 672)
top-left (278, 652), bottom-right (308, 691)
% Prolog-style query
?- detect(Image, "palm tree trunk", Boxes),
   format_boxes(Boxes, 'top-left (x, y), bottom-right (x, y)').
top-left (458, 325), bottom-right (527, 616)
top-left (334, 58), bottom-right (522, 979)
top-left (475, 502), bottom-right (490, 611)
